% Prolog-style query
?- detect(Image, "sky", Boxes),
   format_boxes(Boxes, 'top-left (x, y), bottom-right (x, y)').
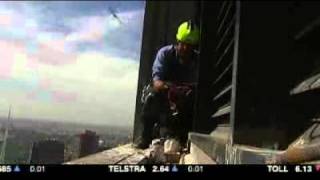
top-left (0, 1), bottom-right (145, 126)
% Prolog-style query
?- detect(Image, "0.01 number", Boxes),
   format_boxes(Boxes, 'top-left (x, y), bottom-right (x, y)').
top-left (188, 165), bottom-right (204, 173)
top-left (30, 166), bottom-right (45, 173)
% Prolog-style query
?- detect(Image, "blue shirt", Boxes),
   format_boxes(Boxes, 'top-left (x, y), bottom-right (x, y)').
top-left (152, 45), bottom-right (197, 83)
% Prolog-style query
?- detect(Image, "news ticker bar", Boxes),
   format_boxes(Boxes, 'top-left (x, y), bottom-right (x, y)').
top-left (0, 165), bottom-right (319, 174)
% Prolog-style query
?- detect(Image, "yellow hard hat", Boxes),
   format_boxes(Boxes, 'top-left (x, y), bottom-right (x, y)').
top-left (176, 20), bottom-right (200, 45)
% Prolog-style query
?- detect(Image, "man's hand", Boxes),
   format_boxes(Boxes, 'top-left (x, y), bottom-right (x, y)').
top-left (153, 80), bottom-right (169, 92)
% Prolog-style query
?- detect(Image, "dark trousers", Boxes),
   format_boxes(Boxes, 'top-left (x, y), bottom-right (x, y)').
top-left (139, 90), bottom-right (194, 147)
top-left (140, 91), bottom-right (169, 146)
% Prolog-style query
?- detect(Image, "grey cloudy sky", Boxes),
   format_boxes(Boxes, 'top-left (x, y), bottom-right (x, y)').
top-left (0, 1), bottom-right (145, 126)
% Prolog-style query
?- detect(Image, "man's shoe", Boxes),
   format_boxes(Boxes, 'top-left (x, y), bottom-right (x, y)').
top-left (132, 142), bottom-right (149, 149)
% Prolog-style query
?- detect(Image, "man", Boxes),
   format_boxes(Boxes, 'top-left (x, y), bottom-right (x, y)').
top-left (152, 20), bottom-right (199, 91)
top-left (137, 20), bottom-right (200, 149)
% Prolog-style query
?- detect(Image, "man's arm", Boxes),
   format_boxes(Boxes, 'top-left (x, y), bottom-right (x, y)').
top-left (153, 80), bottom-right (169, 92)
top-left (152, 49), bottom-right (169, 92)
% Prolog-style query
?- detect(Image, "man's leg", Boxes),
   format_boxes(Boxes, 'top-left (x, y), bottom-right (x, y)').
top-left (178, 94), bottom-right (194, 145)
top-left (157, 93), bottom-right (172, 138)
top-left (139, 112), bottom-right (156, 148)
top-left (136, 91), bottom-right (164, 149)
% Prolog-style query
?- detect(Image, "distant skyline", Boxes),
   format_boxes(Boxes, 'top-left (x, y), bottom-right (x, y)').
top-left (0, 1), bottom-right (145, 126)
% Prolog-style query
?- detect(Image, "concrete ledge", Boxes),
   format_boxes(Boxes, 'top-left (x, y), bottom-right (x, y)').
top-left (232, 145), bottom-right (282, 164)
top-left (181, 142), bottom-right (216, 164)
top-left (188, 131), bottom-right (283, 164)
top-left (65, 144), bottom-right (149, 164)
top-left (303, 160), bottom-right (320, 164)
top-left (188, 132), bottom-right (227, 164)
